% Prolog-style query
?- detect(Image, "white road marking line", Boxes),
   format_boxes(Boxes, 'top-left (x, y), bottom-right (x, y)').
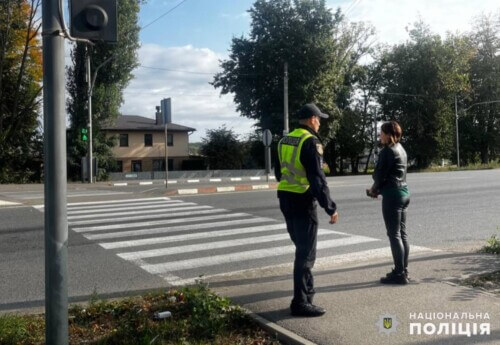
top-left (141, 235), bottom-right (379, 274)
top-left (230, 178), bottom-right (242, 181)
top-left (178, 189), bottom-right (198, 195)
top-left (167, 180), bottom-right (177, 184)
top-left (67, 200), bottom-right (185, 213)
top-left (67, 197), bottom-right (170, 206)
top-left (0, 200), bottom-right (21, 206)
top-left (113, 183), bottom-right (127, 186)
top-left (209, 178), bottom-right (222, 182)
top-left (187, 179), bottom-right (200, 183)
top-left (252, 184), bottom-right (269, 190)
top-left (165, 245), bottom-right (434, 286)
top-left (139, 181), bottom-right (153, 185)
top-left (72, 212), bottom-right (252, 233)
top-left (250, 177), bottom-right (261, 181)
top-left (34, 197), bottom-right (173, 209)
top-left (69, 208), bottom-right (225, 226)
top-left (101, 223), bottom-right (287, 249)
top-left (68, 205), bottom-right (210, 220)
top-left (91, 218), bottom-right (274, 242)
top-left (269, 176), bottom-right (276, 180)
top-left (217, 186), bottom-right (235, 192)
top-left (118, 230), bottom-right (335, 261)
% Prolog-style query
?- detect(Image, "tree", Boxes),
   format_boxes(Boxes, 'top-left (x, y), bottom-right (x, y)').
top-left (0, 0), bottom-right (42, 182)
top-left (465, 13), bottom-right (500, 163)
top-left (66, 0), bottom-right (142, 180)
top-left (200, 126), bottom-right (244, 169)
top-left (212, 0), bottom-right (345, 137)
top-left (375, 22), bottom-right (470, 168)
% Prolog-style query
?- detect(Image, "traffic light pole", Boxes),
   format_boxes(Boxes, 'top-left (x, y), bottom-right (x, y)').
top-left (87, 48), bottom-right (93, 183)
top-left (42, 0), bottom-right (69, 343)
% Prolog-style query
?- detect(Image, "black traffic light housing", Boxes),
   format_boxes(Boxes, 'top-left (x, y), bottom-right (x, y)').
top-left (70, 0), bottom-right (117, 42)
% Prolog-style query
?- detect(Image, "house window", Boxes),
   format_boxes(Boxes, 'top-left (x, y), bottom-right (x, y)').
top-left (116, 160), bottom-right (123, 172)
top-left (131, 160), bottom-right (142, 172)
top-left (153, 159), bottom-right (165, 171)
top-left (167, 133), bottom-right (173, 146)
top-left (119, 134), bottom-right (128, 147)
top-left (144, 133), bottom-right (153, 146)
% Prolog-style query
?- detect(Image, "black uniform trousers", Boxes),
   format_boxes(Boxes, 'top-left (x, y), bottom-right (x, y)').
top-left (279, 195), bottom-right (318, 306)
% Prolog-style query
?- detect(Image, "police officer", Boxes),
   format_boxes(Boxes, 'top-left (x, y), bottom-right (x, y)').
top-left (275, 103), bottom-right (338, 317)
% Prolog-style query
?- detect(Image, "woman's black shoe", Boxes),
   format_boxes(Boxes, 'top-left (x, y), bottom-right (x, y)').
top-left (290, 303), bottom-right (326, 317)
top-left (381, 270), bottom-right (409, 285)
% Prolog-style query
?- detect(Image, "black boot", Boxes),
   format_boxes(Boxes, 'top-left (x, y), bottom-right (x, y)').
top-left (290, 302), bottom-right (326, 317)
top-left (381, 269), bottom-right (409, 285)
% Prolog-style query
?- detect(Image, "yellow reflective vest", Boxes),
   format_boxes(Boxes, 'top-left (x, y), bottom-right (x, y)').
top-left (277, 128), bottom-right (314, 194)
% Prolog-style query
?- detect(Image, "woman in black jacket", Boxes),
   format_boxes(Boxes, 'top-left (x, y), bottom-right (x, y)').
top-left (367, 121), bottom-right (410, 284)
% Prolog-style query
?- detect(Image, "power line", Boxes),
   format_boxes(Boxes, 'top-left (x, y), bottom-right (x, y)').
top-left (139, 65), bottom-right (216, 75)
top-left (138, 64), bottom-right (261, 76)
top-left (140, 0), bottom-right (189, 31)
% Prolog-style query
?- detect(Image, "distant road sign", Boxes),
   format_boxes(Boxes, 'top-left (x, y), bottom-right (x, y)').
top-left (262, 129), bottom-right (272, 147)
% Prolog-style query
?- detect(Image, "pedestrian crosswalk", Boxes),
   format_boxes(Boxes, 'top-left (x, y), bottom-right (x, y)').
top-left (35, 197), bottom-right (433, 286)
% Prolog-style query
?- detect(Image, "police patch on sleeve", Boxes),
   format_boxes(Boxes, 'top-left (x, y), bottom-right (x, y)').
top-left (316, 143), bottom-right (324, 155)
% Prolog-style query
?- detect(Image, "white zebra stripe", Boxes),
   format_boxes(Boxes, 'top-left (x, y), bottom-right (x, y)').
top-left (118, 229), bottom-right (335, 261)
top-left (72, 212), bottom-right (252, 233)
top-left (67, 201), bottom-right (189, 214)
top-left (68, 207), bottom-right (223, 226)
top-left (68, 205), bottom-right (211, 220)
top-left (90, 218), bottom-right (274, 242)
top-left (141, 235), bottom-right (380, 274)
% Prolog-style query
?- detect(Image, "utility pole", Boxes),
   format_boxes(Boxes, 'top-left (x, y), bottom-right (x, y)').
top-left (455, 95), bottom-right (460, 168)
top-left (42, 0), bottom-right (68, 343)
top-left (164, 121), bottom-right (168, 189)
top-left (87, 47), bottom-right (93, 183)
top-left (283, 62), bottom-right (289, 136)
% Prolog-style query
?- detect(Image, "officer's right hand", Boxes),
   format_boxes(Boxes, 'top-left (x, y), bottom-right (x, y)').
top-left (329, 211), bottom-right (338, 224)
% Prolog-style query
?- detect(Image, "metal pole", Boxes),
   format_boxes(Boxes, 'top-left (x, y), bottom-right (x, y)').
top-left (283, 62), bottom-right (289, 136)
top-left (455, 95), bottom-right (460, 168)
top-left (164, 123), bottom-right (168, 188)
top-left (87, 48), bottom-right (93, 183)
top-left (373, 108), bottom-right (378, 165)
top-left (42, 0), bottom-right (68, 343)
top-left (265, 146), bottom-right (271, 182)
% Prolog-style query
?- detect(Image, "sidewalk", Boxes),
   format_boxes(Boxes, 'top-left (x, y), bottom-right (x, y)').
top-left (210, 249), bottom-right (500, 345)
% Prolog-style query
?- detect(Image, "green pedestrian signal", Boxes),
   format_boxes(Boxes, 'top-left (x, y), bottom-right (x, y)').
top-left (81, 128), bottom-right (88, 141)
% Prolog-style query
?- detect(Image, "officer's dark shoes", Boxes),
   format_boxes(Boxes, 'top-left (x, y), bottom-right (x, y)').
top-left (381, 270), bottom-right (409, 285)
top-left (290, 303), bottom-right (326, 317)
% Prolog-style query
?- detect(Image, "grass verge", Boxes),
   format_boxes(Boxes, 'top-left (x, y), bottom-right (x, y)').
top-left (0, 286), bottom-right (281, 345)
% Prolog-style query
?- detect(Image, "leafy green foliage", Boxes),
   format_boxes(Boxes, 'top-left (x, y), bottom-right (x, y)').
top-left (481, 234), bottom-right (500, 255)
top-left (0, 0), bottom-right (43, 182)
top-left (1, 287), bottom-right (279, 344)
top-left (200, 126), bottom-right (245, 169)
top-left (213, 0), bottom-right (348, 136)
top-left (66, 0), bottom-right (142, 180)
top-left (375, 22), bottom-right (470, 168)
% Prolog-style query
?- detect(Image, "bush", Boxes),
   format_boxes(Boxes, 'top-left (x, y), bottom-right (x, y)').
top-left (481, 235), bottom-right (500, 255)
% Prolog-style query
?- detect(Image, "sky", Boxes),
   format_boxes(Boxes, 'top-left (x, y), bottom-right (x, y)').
top-left (118, 0), bottom-right (499, 142)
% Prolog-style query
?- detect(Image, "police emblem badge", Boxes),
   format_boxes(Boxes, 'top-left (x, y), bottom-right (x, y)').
top-left (376, 314), bottom-right (399, 335)
top-left (316, 143), bottom-right (323, 155)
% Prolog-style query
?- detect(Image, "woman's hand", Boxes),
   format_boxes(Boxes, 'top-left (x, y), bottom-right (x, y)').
top-left (366, 188), bottom-right (378, 199)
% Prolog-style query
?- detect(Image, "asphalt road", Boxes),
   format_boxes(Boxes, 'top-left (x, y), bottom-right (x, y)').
top-left (0, 169), bottom-right (498, 312)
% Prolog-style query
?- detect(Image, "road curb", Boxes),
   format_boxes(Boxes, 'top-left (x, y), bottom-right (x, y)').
top-left (108, 176), bottom-right (276, 187)
top-left (165, 183), bottom-right (278, 196)
top-left (245, 309), bottom-right (317, 345)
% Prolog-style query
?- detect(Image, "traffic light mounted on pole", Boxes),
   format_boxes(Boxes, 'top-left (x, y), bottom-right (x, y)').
top-left (70, 0), bottom-right (118, 42)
